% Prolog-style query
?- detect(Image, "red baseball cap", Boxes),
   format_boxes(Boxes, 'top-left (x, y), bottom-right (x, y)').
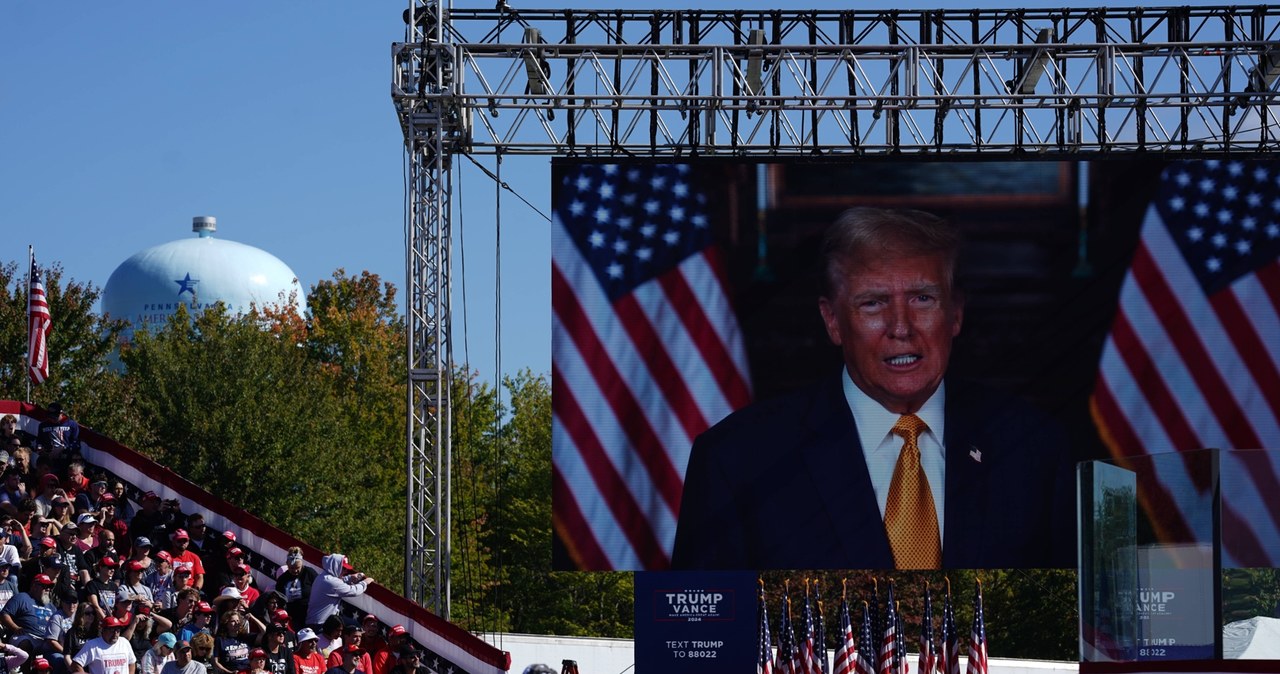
top-left (40, 537), bottom-right (57, 548)
top-left (196, 601), bottom-right (215, 614)
top-left (99, 557), bottom-right (117, 568)
top-left (103, 616), bottom-right (127, 629)
top-left (33, 574), bottom-right (55, 586)
top-left (250, 649), bottom-right (266, 659)
top-left (33, 658), bottom-right (51, 671)
top-left (388, 625), bottom-right (407, 637)
top-left (156, 551), bottom-right (174, 563)
top-left (127, 560), bottom-right (145, 571)
top-left (172, 529), bottom-right (189, 541)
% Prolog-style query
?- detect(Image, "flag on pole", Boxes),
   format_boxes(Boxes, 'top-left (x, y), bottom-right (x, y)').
top-left (894, 604), bottom-right (907, 674)
top-left (759, 580), bottom-right (775, 674)
top-left (801, 582), bottom-right (823, 674)
top-left (918, 587), bottom-right (935, 674)
top-left (966, 581), bottom-right (988, 674)
top-left (938, 584), bottom-right (959, 674)
top-left (27, 255), bottom-right (51, 385)
top-left (879, 583), bottom-right (899, 674)
top-left (551, 162), bottom-right (754, 570)
top-left (869, 580), bottom-right (881, 673)
top-left (833, 585), bottom-right (856, 674)
top-left (1091, 159), bottom-right (1280, 567)
top-left (815, 597), bottom-right (829, 674)
top-left (776, 591), bottom-right (796, 674)
top-left (854, 601), bottom-right (877, 674)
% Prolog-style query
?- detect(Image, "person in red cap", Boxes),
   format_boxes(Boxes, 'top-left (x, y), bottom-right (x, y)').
top-left (2, 572), bottom-right (55, 652)
top-left (227, 562), bottom-right (258, 607)
top-left (33, 656), bottom-right (53, 672)
top-left (322, 645), bottom-right (366, 674)
top-left (324, 625), bottom-right (370, 674)
top-left (71, 615), bottom-right (136, 674)
top-left (176, 602), bottom-right (216, 645)
top-left (246, 649), bottom-right (269, 674)
top-left (370, 626), bottom-right (407, 674)
top-left (358, 616), bottom-right (384, 656)
top-left (146, 551), bottom-right (176, 610)
top-left (167, 530), bottom-right (205, 591)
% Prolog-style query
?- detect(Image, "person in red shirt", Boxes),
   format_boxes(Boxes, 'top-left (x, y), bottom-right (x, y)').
top-left (292, 629), bottom-right (324, 674)
top-left (167, 530), bottom-right (205, 591)
top-left (323, 626), bottom-right (370, 674)
top-left (369, 626), bottom-right (407, 674)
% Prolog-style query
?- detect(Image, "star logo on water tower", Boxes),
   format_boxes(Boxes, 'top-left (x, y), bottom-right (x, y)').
top-left (175, 273), bottom-right (200, 297)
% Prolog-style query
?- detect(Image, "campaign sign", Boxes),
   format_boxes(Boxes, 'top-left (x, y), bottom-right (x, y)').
top-left (635, 571), bottom-right (756, 674)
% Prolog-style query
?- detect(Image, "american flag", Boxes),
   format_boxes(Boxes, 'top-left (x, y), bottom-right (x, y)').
top-left (815, 597), bottom-right (829, 674)
top-left (801, 584), bottom-right (824, 674)
top-left (27, 256), bottom-right (50, 385)
top-left (894, 606), bottom-right (907, 674)
top-left (776, 593), bottom-right (797, 674)
top-left (854, 601), bottom-right (877, 674)
top-left (759, 581), bottom-right (775, 674)
top-left (965, 582), bottom-right (988, 674)
top-left (832, 592), bottom-right (856, 674)
top-left (1092, 159), bottom-right (1280, 567)
top-left (551, 162), bottom-right (753, 570)
top-left (938, 587), bottom-right (959, 674)
top-left (879, 584), bottom-right (899, 674)
top-left (918, 587), bottom-right (935, 674)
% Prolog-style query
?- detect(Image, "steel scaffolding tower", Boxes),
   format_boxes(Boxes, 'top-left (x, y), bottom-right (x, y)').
top-left (393, 2), bottom-right (1280, 614)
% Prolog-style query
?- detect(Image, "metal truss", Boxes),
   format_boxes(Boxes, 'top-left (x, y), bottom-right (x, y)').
top-left (393, 2), bottom-right (1280, 615)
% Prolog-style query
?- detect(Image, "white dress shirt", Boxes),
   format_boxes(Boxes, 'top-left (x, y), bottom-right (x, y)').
top-left (840, 369), bottom-right (947, 542)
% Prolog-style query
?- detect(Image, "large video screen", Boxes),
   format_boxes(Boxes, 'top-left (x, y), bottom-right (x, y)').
top-left (551, 158), bottom-right (1280, 571)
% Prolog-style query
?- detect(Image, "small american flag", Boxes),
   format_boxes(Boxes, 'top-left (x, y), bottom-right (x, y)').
top-left (966, 582), bottom-right (988, 674)
top-left (918, 587), bottom-right (935, 674)
top-left (776, 593), bottom-right (796, 674)
top-left (854, 602), bottom-right (877, 674)
top-left (801, 585), bottom-right (824, 674)
top-left (938, 587), bottom-right (959, 674)
top-left (759, 582), bottom-right (775, 674)
top-left (27, 256), bottom-right (50, 385)
top-left (1093, 159), bottom-right (1280, 567)
top-left (879, 584), bottom-right (899, 674)
top-left (551, 162), bottom-right (752, 570)
top-left (832, 592), bottom-right (856, 674)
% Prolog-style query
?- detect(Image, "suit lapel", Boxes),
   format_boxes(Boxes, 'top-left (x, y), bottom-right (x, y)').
top-left (795, 373), bottom-right (894, 567)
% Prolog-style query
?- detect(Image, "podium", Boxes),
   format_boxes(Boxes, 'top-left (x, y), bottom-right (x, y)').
top-left (1079, 449), bottom-right (1280, 672)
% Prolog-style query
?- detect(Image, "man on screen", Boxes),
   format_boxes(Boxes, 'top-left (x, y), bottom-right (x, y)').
top-left (672, 207), bottom-right (1074, 570)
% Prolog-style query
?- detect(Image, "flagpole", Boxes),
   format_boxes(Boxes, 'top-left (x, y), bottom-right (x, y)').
top-left (26, 246), bottom-right (33, 404)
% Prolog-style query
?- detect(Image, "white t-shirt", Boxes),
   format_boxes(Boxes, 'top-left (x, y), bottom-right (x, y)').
top-left (73, 636), bottom-right (136, 674)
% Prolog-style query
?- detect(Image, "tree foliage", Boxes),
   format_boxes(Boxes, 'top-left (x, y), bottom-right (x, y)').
top-left (118, 270), bottom-right (407, 584)
top-left (0, 261), bottom-right (136, 437)
top-left (449, 369), bottom-right (633, 638)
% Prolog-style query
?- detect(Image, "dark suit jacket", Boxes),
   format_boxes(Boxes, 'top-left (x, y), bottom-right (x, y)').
top-left (670, 373), bottom-right (1076, 569)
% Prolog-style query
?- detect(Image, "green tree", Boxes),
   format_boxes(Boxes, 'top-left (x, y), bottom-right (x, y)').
top-left (0, 260), bottom-right (134, 437)
top-left (449, 369), bottom-right (633, 637)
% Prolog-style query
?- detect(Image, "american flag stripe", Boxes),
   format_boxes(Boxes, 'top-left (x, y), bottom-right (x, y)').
top-left (1137, 218), bottom-right (1280, 443)
top-left (552, 260), bottom-right (686, 512)
top-left (28, 259), bottom-right (50, 385)
top-left (655, 249), bottom-right (753, 410)
top-left (550, 376), bottom-right (668, 569)
top-left (1095, 159), bottom-right (1280, 569)
top-left (1221, 450), bottom-right (1280, 566)
top-left (552, 162), bottom-right (752, 569)
top-left (550, 469), bottom-right (613, 569)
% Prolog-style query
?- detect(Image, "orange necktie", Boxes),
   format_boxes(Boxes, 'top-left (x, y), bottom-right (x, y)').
top-left (884, 414), bottom-right (941, 569)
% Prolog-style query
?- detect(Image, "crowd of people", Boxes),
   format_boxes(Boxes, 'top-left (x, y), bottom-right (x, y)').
top-left (0, 412), bottom-right (432, 674)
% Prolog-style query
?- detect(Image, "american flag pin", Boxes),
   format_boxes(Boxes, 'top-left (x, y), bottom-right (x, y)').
top-left (969, 447), bottom-right (982, 463)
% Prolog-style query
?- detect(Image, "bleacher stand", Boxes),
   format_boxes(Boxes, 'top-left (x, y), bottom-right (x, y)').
top-left (0, 402), bottom-right (509, 674)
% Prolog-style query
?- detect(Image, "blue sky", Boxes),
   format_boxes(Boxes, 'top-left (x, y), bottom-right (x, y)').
top-left (0, 0), bottom-right (1241, 383)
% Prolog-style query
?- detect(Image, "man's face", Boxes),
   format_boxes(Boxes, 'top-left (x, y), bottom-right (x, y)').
top-left (102, 624), bottom-right (122, 645)
top-left (819, 251), bottom-right (963, 415)
top-left (175, 648), bottom-right (192, 666)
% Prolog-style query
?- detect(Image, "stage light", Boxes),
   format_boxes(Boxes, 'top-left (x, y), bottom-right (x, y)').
top-left (1015, 28), bottom-right (1055, 95)
top-left (1249, 47), bottom-right (1280, 93)
top-left (746, 29), bottom-right (767, 97)
top-left (522, 27), bottom-right (550, 97)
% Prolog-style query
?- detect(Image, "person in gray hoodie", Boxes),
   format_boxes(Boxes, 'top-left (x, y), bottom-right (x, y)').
top-left (304, 554), bottom-right (373, 628)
